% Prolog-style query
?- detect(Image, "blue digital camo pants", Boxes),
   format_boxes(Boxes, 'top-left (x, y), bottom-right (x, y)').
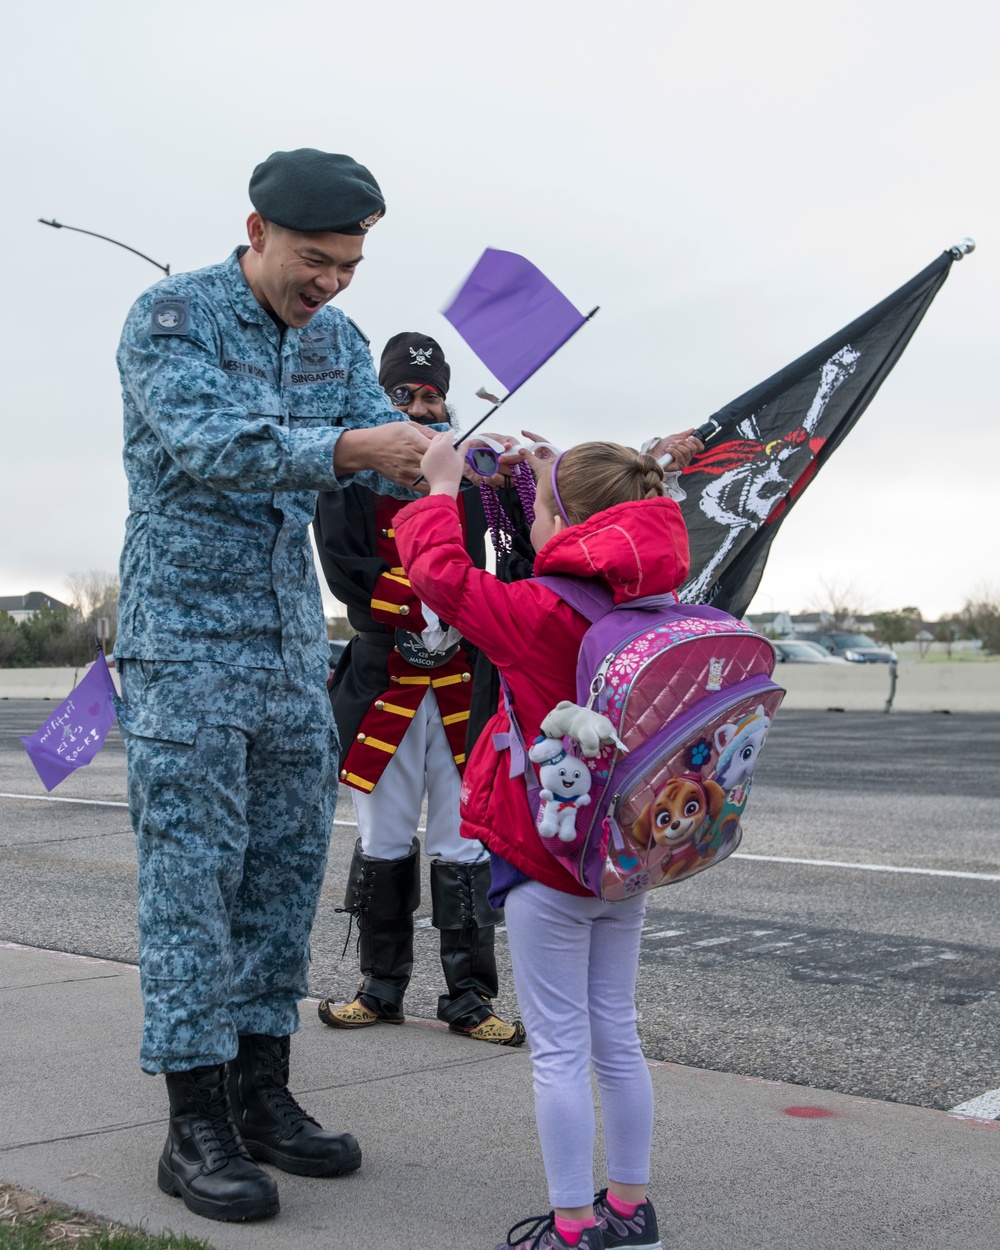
top-left (117, 659), bottom-right (337, 1074)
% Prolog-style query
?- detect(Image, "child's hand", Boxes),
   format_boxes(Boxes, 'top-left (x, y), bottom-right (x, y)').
top-left (420, 431), bottom-right (464, 497)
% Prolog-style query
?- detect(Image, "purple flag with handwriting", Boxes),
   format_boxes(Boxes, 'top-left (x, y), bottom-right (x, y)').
top-left (20, 653), bottom-right (118, 791)
top-left (443, 248), bottom-right (586, 392)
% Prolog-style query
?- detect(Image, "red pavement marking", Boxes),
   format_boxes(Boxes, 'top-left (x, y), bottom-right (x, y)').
top-left (783, 1105), bottom-right (837, 1118)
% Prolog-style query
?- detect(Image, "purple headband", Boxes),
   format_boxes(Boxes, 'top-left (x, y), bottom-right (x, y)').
top-left (550, 451), bottom-right (570, 524)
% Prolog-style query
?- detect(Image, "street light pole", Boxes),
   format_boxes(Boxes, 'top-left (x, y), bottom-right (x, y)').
top-left (38, 218), bottom-right (170, 276)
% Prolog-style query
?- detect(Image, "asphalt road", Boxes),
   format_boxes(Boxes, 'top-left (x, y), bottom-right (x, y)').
top-left (1, 699), bottom-right (998, 1113)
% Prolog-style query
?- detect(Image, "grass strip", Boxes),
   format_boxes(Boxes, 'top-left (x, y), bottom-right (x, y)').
top-left (0, 1182), bottom-right (216, 1250)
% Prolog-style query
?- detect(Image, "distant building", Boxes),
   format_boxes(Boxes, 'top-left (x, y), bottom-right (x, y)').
top-left (745, 610), bottom-right (873, 637)
top-left (0, 592), bottom-right (70, 624)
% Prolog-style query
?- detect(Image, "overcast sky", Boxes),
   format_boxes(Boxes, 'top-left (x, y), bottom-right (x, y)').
top-left (2, 0), bottom-right (996, 622)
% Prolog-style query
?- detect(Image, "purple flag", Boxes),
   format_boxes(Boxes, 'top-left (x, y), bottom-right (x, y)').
top-left (20, 653), bottom-right (118, 791)
top-left (443, 248), bottom-right (586, 392)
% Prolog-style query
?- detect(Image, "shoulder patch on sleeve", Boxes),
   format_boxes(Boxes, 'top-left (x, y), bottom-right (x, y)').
top-left (150, 295), bottom-right (191, 336)
top-left (344, 316), bottom-right (370, 346)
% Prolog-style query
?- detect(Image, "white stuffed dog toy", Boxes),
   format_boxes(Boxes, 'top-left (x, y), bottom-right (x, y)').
top-left (539, 700), bottom-right (627, 757)
top-left (528, 736), bottom-right (592, 842)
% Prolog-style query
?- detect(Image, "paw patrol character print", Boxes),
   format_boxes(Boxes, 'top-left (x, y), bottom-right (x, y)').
top-left (631, 775), bottom-right (727, 879)
top-left (714, 705), bottom-right (771, 803)
top-left (528, 736), bottom-right (592, 842)
top-left (706, 656), bottom-right (724, 692)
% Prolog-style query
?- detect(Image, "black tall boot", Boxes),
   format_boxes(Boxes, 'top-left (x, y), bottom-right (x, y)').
top-left (158, 1064), bottom-right (279, 1223)
top-left (318, 837), bottom-right (420, 1028)
top-left (228, 1033), bottom-right (362, 1177)
top-left (431, 858), bottom-right (526, 1046)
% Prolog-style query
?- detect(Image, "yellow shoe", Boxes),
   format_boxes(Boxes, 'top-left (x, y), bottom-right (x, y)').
top-left (318, 991), bottom-right (404, 1029)
top-left (448, 1013), bottom-right (527, 1047)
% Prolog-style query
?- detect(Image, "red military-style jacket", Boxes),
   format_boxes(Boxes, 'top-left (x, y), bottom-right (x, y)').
top-left (313, 484), bottom-right (490, 793)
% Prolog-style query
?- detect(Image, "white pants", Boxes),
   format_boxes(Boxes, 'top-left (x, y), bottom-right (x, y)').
top-left (504, 879), bottom-right (653, 1208)
top-left (354, 689), bottom-right (486, 864)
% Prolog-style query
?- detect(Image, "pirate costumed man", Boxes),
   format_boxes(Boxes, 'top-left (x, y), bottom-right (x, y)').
top-left (314, 332), bottom-right (526, 1047)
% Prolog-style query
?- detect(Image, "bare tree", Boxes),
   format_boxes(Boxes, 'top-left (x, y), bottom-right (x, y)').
top-left (802, 578), bottom-right (872, 628)
top-left (933, 618), bottom-right (962, 658)
top-left (961, 585), bottom-right (1000, 655)
top-left (65, 570), bottom-right (120, 624)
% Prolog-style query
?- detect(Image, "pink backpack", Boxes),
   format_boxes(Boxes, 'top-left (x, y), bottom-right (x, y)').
top-left (499, 577), bottom-right (785, 901)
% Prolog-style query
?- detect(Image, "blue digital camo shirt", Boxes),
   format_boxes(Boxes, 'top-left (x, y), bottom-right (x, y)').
top-left (115, 247), bottom-right (410, 675)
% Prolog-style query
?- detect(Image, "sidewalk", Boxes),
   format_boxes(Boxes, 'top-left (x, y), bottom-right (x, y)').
top-left (1, 943), bottom-right (998, 1250)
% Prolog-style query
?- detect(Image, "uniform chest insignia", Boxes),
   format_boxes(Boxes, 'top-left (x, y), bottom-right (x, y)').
top-left (289, 324), bottom-right (346, 385)
top-left (299, 326), bottom-right (334, 368)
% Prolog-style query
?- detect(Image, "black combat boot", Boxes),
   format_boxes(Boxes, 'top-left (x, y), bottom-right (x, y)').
top-left (318, 838), bottom-right (420, 1028)
top-left (158, 1063), bottom-right (279, 1222)
top-left (228, 1033), bottom-right (362, 1177)
top-left (431, 858), bottom-right (526, 1046)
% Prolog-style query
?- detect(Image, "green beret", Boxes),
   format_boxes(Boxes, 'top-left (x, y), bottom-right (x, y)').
top-left (249, 148), bottom-right (385, 235)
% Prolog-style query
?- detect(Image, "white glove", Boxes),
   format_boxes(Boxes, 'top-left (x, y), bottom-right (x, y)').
top-left (420, 605), bottom-right (462, 653)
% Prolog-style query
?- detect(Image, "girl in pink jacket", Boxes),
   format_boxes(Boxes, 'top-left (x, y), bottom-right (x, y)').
top-left (394, 435), bottom-right (689, 1250)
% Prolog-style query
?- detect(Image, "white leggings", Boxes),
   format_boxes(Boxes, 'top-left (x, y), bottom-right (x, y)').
top-left (503, 880), bottom-right (653, 1208)
top-left (354, 690), bottom-right (486, 864)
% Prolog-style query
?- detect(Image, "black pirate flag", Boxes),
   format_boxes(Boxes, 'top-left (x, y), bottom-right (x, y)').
top-left (678, 247), bottom-right (967, 618)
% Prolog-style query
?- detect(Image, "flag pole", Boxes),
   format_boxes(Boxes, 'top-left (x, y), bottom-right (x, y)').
top-left (676, 239), bottom-right (972, 616)
top-left (411, 306), bottom-right (600, 485)
top-left (452, 306), bottom-right (600, 451)
top-left (670, 233), bottom-right (975, 470)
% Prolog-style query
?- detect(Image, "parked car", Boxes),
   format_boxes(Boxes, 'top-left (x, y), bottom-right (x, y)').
top-left (811, 631), bottom-right (897, 664)
top-left (326, 638), bottom-right (348, 688)
top-left (772, 639), bottom-right (849, 664)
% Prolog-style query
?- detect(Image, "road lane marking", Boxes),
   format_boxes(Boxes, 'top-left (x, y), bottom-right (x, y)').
top-left (637, 912), bottom-right (1000, 998)
top-left (950, 1088), bottom-right (1000, 1120)
top-left (3, 795), bottom-right (997, 885)
top-left (0, 794), bottom-right (365, 828)
top-left (0, 792), bottom-right (128, 808)
top-left (733, 853), bottom-right (1000, 882)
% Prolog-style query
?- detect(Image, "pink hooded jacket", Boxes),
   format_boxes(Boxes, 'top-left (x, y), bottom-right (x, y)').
top-left (394, 493), bottom-right (690, 896)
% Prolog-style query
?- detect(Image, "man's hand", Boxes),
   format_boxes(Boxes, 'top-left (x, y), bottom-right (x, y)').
top-left (462, 432), bottom-right (521, 487)
top-left (421, 431), bottom-right (465, 497)
top-left (647, 429), bottom-right (704, 469)
top-left (334, 422), bottom-right (436, 490)
top-left (519, 429), bottom-right (561, 462)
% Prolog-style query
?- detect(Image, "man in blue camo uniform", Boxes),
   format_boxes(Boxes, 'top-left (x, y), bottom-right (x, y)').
top-left (115, 149), bottom-right (435, 1224)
